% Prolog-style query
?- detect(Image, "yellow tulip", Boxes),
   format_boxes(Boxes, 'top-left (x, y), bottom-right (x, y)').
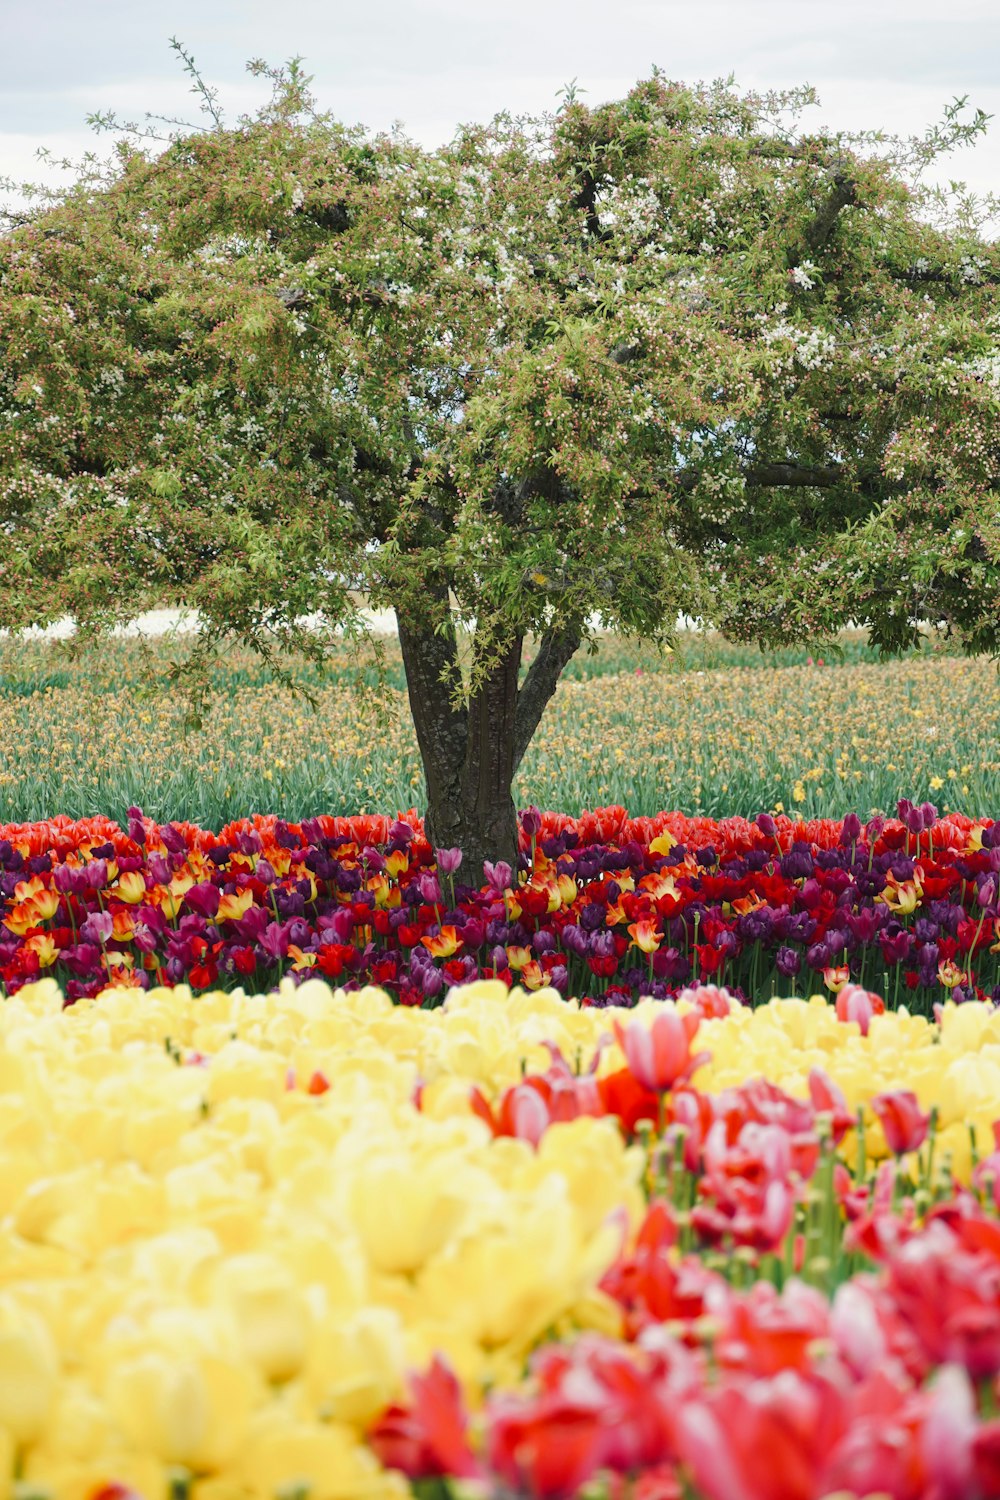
top-left (346, 1151), bottom-right (469, 1275)
top-left (238, 1414), bottom-right (405, 1499)
top-left (305, 1307), bottom-right (405, 1426)
top-left (105, 1351), bottom-right (208, 1464)
top-left (0, 1295), bottom-right (58, 1445)
top-left (219, 1253), bottom-right (311, 1382)
top-left (114, 869), bottom-right (148, 904)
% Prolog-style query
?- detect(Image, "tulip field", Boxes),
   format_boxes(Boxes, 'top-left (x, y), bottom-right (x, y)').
top-left (2, 639), bottom-right (1000, 1498)
top-left (1, 632), bottom-right (997, 826)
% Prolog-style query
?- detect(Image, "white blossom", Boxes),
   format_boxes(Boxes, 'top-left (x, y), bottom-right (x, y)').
top-left (789, 261), bottom-right (818, 290)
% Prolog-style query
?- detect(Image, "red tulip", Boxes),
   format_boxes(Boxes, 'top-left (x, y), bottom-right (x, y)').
top-left (871, 1090), bottom-right (931, 1156)
top-left (368, 1356), bottom-right (481, 1481)
top-left (487, 1389), bottom-right (604, 1500)
top-left (973, 1420), bottom-right (1000, 1498)
top-left (807, 1067), bottom-right (855, 1144)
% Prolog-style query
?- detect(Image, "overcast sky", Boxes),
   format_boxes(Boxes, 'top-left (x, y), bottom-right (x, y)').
top-left (2, 0), bottom-right (999, 209)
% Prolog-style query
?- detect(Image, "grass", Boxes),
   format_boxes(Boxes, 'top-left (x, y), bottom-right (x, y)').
top-left (1, 627), bottom-right (996, 828)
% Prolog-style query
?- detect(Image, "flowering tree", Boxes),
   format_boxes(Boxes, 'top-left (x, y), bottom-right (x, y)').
top-left (1, 60), bottom-right (999, 864)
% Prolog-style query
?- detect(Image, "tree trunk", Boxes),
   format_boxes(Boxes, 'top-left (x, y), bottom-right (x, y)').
top-left (458, 635), bottom-right (522, 873)
top-left (396, 589), bottom-right (580, 874)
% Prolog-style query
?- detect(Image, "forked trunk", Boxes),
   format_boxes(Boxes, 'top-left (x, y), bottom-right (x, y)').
top-left (396, 589), bottom-right (580, 874)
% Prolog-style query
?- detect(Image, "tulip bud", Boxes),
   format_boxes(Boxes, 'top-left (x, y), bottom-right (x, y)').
top-left (919, 801), bottom-right (938, 830)
top-left (520, 807), bottom-right (542, 837)
top-left (434, 847), bottom-right (463, 875)
top-left (840, 812), bottom-right (862, 845)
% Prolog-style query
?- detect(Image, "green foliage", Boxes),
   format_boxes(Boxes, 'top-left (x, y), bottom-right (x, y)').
top-left (1, 59), bottom-right (999, 689)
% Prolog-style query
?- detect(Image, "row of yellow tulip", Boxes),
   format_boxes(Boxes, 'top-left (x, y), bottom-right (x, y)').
top-left (1, 977), bottom-right (999, 1497)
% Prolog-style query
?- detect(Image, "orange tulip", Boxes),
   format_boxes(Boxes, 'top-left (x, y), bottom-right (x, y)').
top-left (519, 960), bottom-right (547, 990)
top-left (110, 908), bottom-right (135, 942)
top-left (217, 888), bottom-right (255, 924)
top-left (421, 927), bottom-right (462, 959)
top-left (628, 918), bottom-right (663, 954)
top-left (288, 945), bottom-right (317, 972)
top-left (24, 932), bottom-right (58, 967)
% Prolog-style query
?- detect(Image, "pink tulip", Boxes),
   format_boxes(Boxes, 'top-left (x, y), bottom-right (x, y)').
top-left (835, 983), bottom-right (883, 1036)
top-left (613, 1008), bottom-right (706, 1094)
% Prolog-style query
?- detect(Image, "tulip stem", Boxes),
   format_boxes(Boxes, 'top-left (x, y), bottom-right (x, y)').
top-left (922, 1107), bottom-right (939, 1196)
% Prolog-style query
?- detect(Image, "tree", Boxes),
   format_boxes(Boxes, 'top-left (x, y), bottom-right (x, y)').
top-left (1, 58), bottom-right (999, 866)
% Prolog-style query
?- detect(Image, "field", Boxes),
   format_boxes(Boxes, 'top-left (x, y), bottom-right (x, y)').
top-left (2, 630), bottom-right (1000, 1499)
top-left (2, 628), bottom-right (997, 827)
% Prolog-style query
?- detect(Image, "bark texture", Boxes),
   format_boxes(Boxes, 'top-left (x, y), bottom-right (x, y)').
top-left (396, 590), bottom-right (579, 872)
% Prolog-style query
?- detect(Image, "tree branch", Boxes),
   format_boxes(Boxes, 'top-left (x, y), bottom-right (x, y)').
top-left (513, 625), bottom-right (581, 772)
top-left (745, 462), bottom-right (843, 488)
top-left (609, 341), bottom-right (643, 365)
top-left (802, 167), bottom-right (858, 255)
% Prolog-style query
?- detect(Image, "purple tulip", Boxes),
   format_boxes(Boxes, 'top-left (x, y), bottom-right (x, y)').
top-left (880, 925), bottom-right (913, 965)
top-left (159, 824), bottom-right (188, 855)
top-left (776, 946), bottom-right (802, 977)
top-left (82, 860), bottom-right (109, 891)
top-left (255, 859), bottom-right (278, 886)
top-left (419, 965), bottom-right (445, 999)
top-left (578, 903), bottom-right (605, 933)
top-left (521, 807), bottom-right (542, 837)
top-left (318, 907), bottom-right (355, 943)
top-left (839, 813), bottom-right (863, 846)
top-left (62, 943), bottom-right (102, 976)
top-left (591, 930), bottom-right (617, 959)
top-left (417, 873), bottom-right (442, 905)
top-left (259, 921), bottom-right (290, 961)
top-left (549, 965), bottom-right (569, 995)
top-left (483, 860), bottom-right (513, 895)
top-left (184, 882), bottom-right (221, 920)
top-left (461, 918), bottom-right (485, 950)
top-left (79, 911), bottom-right (113, 945)
top-left (435, 847), bottom-right (463, 876)
top-left (755, 812), bottom-right (778, 840)
top-left (847, 908), bottom-right (881, 944)
top-left (806, 941), bottom-right (831, 972)
top-left (52, 863), bottom-right (86, 896)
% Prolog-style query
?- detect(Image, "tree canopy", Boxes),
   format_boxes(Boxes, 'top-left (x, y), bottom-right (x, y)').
top-left (2, 59), bottom-right (999, 862)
